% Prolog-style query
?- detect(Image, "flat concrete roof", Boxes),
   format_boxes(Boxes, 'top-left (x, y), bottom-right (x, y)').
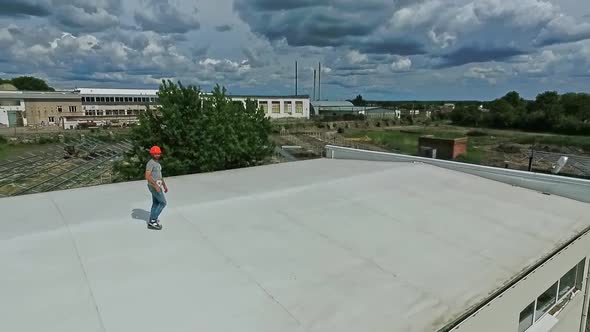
top-left (0, 91), bottom-right (80, 100)
top-left (76, 88), bottom-right (160, 96)
top-left (2, 159), bottom-right (590, 332)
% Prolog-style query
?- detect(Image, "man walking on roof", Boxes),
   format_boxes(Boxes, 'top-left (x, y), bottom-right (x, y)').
top-left (145, 146), bottom-right (168, 230)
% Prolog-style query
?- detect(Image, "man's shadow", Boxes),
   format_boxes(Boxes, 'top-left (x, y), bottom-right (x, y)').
top-left (131, 209), bottom-right (150, 223)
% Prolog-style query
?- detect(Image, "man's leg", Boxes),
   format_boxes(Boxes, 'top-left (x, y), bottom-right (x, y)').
top-left (149, 188), bottom-right (159, 222)
top-left (152, 191), bottom-right (167, 221)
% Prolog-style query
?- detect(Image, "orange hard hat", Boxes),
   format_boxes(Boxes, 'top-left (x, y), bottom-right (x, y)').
top-left (150, 146), bottom-right (162, 155)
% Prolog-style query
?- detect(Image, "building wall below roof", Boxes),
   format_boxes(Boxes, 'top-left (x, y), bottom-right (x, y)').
top-left (448, 230), bottom-right (590, 332)
top-left (25, 100), bottom-right (83, 127)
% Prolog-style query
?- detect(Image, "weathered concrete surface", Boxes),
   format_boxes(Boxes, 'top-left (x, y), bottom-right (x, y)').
top-left (2, 159), bottom-right (590, 332)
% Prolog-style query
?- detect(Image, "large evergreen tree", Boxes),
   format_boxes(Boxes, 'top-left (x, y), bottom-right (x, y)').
top-left (114, 81), bottom-right (274, 181)
top-left (9, 76), bottom-right (54, 91)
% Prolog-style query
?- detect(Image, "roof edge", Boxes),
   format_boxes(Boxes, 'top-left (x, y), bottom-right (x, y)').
top-left (325, 145), bottom-right (590, 204)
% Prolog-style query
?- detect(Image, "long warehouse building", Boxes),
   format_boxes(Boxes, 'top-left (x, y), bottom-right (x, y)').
top-left (72, 88), bottom-right (310, 127)
top-left (2, 153), bottom-right (590, 332)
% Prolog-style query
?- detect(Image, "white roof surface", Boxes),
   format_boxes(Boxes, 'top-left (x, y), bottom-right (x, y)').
top-left (2, 159), bottom-right (590, 332)
top-left (76, 88), bottom-right (159, 96)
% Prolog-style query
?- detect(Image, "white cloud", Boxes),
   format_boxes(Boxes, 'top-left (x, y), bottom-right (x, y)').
top-left (391, 57), bottom-right (412, 71)
top-left (346, 50), bottom-right (368, 64)
top-left (464, 66), bottom-right (506, 84)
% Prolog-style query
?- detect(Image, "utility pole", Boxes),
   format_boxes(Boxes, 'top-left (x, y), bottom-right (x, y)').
top-left (313, 69), bottom-right (317, 101)
top-left (295, 61), bottom-right (298, 96)
top-left (318, 62), bottom-right (321, 101)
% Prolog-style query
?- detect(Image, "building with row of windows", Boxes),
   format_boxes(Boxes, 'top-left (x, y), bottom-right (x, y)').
top-left (0, 86), bottom-right (311, 128)
top-left (71, 89), bottom-right (310, 128)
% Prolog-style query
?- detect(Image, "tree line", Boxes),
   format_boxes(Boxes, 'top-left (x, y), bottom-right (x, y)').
top-left (451, 91), bottom-right (590, 135)
top-left (0, 76), bottom-right (55, 91)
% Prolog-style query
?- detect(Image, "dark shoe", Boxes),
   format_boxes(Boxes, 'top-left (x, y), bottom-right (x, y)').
top-left (147, 220), bottom-right (162, 230)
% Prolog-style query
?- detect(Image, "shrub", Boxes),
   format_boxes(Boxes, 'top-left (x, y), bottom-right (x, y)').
top-left (466, 130), bottom-right (489, 137)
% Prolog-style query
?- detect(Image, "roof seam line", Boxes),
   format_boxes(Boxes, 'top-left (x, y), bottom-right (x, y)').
top-left (47, 194), bottom-right (108, 332)
top-left (174, 208), bottom-right (311, 332)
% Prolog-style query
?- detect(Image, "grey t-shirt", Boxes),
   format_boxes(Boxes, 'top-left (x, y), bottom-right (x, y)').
top-left (146, 159), bottom-right (163, 183)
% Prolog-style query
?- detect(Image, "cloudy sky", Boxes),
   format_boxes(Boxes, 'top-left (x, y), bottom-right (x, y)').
top-left (1, 0), bottom-right (590, 100)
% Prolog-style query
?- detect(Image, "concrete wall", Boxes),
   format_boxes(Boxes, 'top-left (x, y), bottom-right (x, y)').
top-left (25, 99), bottom-right (83, 127)
top-left (448, 231), bottom-right (590, 332)
top-left (0, 109), bottom-right (8, 127)
top-left (0, 101), bottom-right (25, 127)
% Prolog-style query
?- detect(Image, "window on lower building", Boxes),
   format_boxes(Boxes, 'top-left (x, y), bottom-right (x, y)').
top-left (127, 110), bottom-right (134, 115)
top-left (48, 116), bottom-right (55, 123)
top-left (284, 101), bottom-right (293, 113)
top-left (90, 97), bottom-right (95, 102)
top-left (81, 97), bottom-right (86, 102)
top-left (296, 101), bottom-right (304, 113)
top-left (105, 110), bottom-right (113, 116)
top-left (576, 259), bottom-right (586, 290)
top-left (133, 110), bottom-right (140, 115)
top-left (536, 282), bottom-right (558, 321)
top-left (559, 266), bottom-right (578, 298)
top-left (119, 110), bottom-right (126, 115)
top-left (519, 302), bottom-right (534, 332)
top-left (259, 101), bottom-right (268, 113)
top-left (96, 110), bottom-right (104, 116)
top-left (272, 101), bottom-right (280, 113)
top-left (69, 106), bottom-right (77, 113)
top-left (57, 106), bottom-right (63, 113)
top-left (109, 97), bottom-right (115, 102)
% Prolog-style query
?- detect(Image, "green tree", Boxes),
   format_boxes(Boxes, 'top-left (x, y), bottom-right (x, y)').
top-left (502, 91), bottom-right (526, 109)
top-left (350, 94), bottom-right (366, 106)
top-left (451, 105), bottom-right (482, 126)
top-left (9, 76), bottom-right (55, 91)
top-left (114, 81), bottom-right (274, 181)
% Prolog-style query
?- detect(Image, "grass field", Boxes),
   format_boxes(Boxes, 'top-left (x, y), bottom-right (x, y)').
top-left (0, 143), bottom-right (56, 161)
top-left (342, 125), bottom-right (590, 165)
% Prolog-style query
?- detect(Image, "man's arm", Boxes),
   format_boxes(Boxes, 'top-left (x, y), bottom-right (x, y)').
top-left (162, 179), bottom-right (169, 193)
top-left (145, 170), bottom-right (161, 192)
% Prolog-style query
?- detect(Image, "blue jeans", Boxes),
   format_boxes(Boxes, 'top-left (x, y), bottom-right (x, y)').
top-left (148, 184), bottom-right (167, 221)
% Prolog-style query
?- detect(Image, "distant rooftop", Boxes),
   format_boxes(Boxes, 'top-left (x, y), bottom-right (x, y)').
top-left (0, 83), bottom-right (17, 91)
top-left (229, 94), bottom-right (310, 99)
top-left (2, 159), bottom-right (590, 332)
top-left (311, 100), bottom-right (354, 108)
top-left (0, 90), bottom-right (80, 100)
top-left (75, 88), bottom-right (159, 96)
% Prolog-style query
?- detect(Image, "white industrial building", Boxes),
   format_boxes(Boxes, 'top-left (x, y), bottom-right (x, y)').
top-left (2, 147), bottom-right (590, 332)
top-left (70, 88), bottom-right (161, 128)
top-left (231, 95), bottom-right (311, 120)
top-left (70, 89), bottom-right (310, 128)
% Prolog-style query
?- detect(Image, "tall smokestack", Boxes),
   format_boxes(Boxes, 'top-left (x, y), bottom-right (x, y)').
top-left (295, 61), bottom-right (298, 96)
top-left (318, 62), bottom-right (321, 101)
top-left (313, 69), bottom-right (317, 101)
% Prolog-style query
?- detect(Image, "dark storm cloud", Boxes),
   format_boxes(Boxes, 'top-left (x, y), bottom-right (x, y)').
top-left (242, 47), bottom-right (269, 68)
top-left (360, 39), bottom-right (427, 56)
top-left (215, 25), bottom-right (233, 32)
top-left (437, 46), bottom-right (527, 68)
top-left (135, 0), bottom-right (201, 34)
top-left (0, 0), bottom-right (51, 17)
top-left (234, 0), bottom-right (393, 49)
